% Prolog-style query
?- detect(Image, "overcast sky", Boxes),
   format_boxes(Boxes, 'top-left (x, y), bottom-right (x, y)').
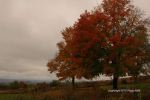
top-left (0, 0), bottom-right (150, 81)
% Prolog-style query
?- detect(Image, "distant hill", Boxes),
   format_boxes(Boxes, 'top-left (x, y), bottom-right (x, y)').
top-left (0, 79), bottom-right (51, 84)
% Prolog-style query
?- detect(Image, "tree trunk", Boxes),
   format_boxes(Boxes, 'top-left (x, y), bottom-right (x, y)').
top-left (72, 76), bottom-right (75, 87)
top-left (113, 74), bottom-right (118, 89)
top-left (134, 75), bottom-right (138, 84)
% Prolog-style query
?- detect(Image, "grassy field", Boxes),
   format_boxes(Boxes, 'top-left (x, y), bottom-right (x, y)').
top-left (0, 94), bottom-right (34, 100)
top-left (0, 82), bottom-right (149, 100)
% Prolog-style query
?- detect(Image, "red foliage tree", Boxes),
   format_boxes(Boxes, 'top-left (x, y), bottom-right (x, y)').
top-left (47, 0), bottom-right (150, 89)
top-left (70, 0), bottom-right (150, 89)
top-left (47, 27), bottom-right (87, 86)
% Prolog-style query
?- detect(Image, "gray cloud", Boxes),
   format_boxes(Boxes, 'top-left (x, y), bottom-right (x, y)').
top-left (0, 0), bottom-right (100, 80)
top-left (0, 0), bottom-right (149, 81)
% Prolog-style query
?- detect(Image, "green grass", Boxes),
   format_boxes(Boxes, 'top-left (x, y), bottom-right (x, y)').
top-left (119, 83), bottom-right (150, 90)
top-left (0, 83), bottom-right (149, 100)
top-left (0, 94), bottom-right (34, 100)
top-left (99, 82), bottom-right (150, 90)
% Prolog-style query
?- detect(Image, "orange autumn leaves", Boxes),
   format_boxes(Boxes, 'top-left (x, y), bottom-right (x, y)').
top-left (47, 0), bottom-right (150, 80)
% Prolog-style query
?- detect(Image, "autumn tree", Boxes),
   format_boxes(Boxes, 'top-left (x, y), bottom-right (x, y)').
top-left (103, 0), bottom-right (149, 88)
top-left (47, 27), bottom-right (87, 86)
top-left (47, 0), bottom-right (150, 89)
top-left (70, 0), bottom-right (150, 89)
top-left (47, 27), bottom-right (74, 85)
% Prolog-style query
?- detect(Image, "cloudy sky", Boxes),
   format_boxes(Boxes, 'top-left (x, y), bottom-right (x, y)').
top-left (0, 0), bottom-right (150, 81)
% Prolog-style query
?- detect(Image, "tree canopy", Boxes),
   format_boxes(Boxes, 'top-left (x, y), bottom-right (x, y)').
top-left (47, 0), bottom-right (150, 89)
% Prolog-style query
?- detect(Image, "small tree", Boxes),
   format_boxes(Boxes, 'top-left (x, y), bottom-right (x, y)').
top-left (47, 27), bottom-right (86, 86)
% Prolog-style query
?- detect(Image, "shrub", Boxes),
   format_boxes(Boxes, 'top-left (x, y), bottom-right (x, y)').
top-left (9, 81), bottom-right (20, 89)
top-left (50, 80), bottom-right (60, 87)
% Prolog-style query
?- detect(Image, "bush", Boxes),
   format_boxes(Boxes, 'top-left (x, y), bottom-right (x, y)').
top-left (50, 80), bottom-right (60, 87)
top-left (9, 81), bottom-right (28, 89)
top-left (0, 84), bottom-right (8, 89)
top-left (9, 81), bottom-right (20, 89)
